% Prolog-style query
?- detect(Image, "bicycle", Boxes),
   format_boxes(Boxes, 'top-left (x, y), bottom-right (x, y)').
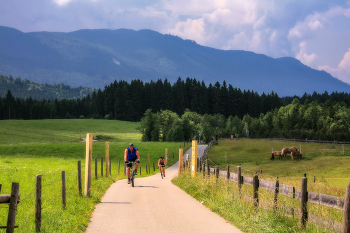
top-left (159, 164), bottom-right (165, 179)
top-left (126, 161), bottom-right (139, 187)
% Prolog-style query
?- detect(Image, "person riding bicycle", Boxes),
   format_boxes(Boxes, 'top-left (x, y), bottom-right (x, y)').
top-left (124, 143), bottom-right (140, 184)
top-left (158, 156), bottom-right (166, 177)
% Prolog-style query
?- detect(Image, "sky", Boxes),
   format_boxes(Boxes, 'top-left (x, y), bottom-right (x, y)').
top-left (1, 0), bottom-right (350, 85)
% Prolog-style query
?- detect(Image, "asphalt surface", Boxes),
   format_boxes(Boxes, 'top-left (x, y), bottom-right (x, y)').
top-left (85, 146), bottom-right (243, 233)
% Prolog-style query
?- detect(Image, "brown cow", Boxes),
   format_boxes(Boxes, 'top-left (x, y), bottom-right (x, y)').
top-left (271, 151), bottom-right (283, 160)
top-left (281, 147), bottom-right (299, 160)
top-left (291, 150), bottom-right (302, 160)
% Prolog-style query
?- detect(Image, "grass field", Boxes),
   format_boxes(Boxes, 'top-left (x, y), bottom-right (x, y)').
top-left (207, 138), bottom-right (350, 196)
top-left (172, 138), bottom-right (350, 232)
top-left (0, 119), bottom-right (189, 232)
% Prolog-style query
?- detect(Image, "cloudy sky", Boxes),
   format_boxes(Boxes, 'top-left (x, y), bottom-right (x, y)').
top-left (1, 0), bottom-right (350, 84)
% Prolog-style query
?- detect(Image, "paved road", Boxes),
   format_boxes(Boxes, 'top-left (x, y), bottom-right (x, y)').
top-left (85, 146), bottom-right (243, 233)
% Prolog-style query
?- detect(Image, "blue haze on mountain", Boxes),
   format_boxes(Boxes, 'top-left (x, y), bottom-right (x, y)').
top-left (0, 25), bottom-right (349, 96)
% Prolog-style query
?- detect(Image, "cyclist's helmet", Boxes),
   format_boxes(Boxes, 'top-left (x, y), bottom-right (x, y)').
top-left (129, 143), bottom-right (134, 147)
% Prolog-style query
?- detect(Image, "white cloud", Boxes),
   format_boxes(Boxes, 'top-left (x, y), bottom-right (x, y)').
top-left (296, 41), bottom-right (317, 65)
top-left (52, 0), bottom-right (73, 6)
top-left (319, 48), bottom-right (350, 83)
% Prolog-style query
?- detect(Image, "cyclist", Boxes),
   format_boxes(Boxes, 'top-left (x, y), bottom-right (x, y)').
top-left (158, 156), bottom-right (166, 177)
top-left (124, 143), bottom-right (140, 184)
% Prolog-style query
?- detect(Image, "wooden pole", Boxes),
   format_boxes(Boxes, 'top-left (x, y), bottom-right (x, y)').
top-left (118, 160), bottom-right (120, 175)
top-left (146, 165), bottom-right (148, 174)
top-left (227, 165), bottom-right (230, 181)
top-left (148, 154), bottom-right (150, 174)
top-left (0, 184), bottom-right (2, 193)
top-left (202, 162), bottom-right (205, 178)
top-left (77, 161), bottom-right (82, 195)
top-left (62, 171), bottom-right (66, 209)
top-left (300, 177), bottom-right (308, 228)
top-left (105, 142), bottom-right (109, 177)
top-left (84, 133), bottom-right (93, 196)
top-left (216, 167), bottom-right (219, 184)
top-left (253, 174), bottom-right (259, 209)
top-left (207, 159), bottom-right (210, 179)
top-left (35, 175), bottom-right (42, 232)
top-left (153, 161), bottom-right (155, 172)
top-left (274, 178), bottom-right (279, 210)
top-left (178, 148), bottom-right (183, 175)
top-left (7, 182), bottom-right (19, 233)
top-left (95, 157), bottom-right (97, 179)
top-left (238, 166), bottom-right (242, 192)
top-left (101, 156), bottom-right (103, 177)
top-left (109, 157), bottom-right (111, 175)
top-left (342, 182), bottom-right (350, 233)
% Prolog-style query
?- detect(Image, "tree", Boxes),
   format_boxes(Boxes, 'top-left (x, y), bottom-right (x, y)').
top-left (138, 109), bottom-right (159, 142)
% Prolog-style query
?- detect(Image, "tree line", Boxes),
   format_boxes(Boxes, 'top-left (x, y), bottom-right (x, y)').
top-left (138, 97), bottom-right (350, 143)
top-left (1, 76), bottom-right (350, 142)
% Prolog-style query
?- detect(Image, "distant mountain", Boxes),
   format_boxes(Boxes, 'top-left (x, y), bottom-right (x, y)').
top-left (0, 25), bottom-right (349, 96)
top-left (0, 74), bottom-right (93, 100)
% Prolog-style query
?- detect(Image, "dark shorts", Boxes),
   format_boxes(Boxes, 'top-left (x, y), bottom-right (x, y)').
top-left (159, 163), bottom-right (165, 167)
top-left (126, 158), bottom-right (137, 167)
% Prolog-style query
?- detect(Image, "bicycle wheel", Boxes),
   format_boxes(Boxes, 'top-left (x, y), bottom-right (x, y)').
top-left (131, 170), bottom-right (135, 187)
top-left (161, 169), bottom-right (163, 179)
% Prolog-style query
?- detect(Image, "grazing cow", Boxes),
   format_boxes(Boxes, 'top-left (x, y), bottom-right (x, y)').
top-left (281, 147), bottom-right (299, 160)
top-left (291, 150), bottom-right (302, 160)
top-left (271, 151), bottom-right (283, 160)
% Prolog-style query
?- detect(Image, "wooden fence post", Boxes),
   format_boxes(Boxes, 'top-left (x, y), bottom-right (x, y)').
top-left (146, 165), bottom-right (148, 174)
top-left (274, 178), bottom-right (279, 210)
top-left (105, 142), bottom-right (109, 177)
top-left (62, 171), bottom-right (66, 209)
top-left (238, 166), bottom-right (242, 192)
top-left (178, 148), bottom-right (183, 175)
top-left (216, 167), bottom-right (219, 184)
top-left (35, 175), bottom-right (42, 232)
top-left (253, 174), bottom-right (259, 209)
top-left (148, 154), bottom-right (150, 174)
top-left (101, 156), bottom-right (103, 177)
top-left (207, 159), bottom-right (210, 178)
top-left (202, 162), bottom-right (205, 178)
top-left (84, 133), bottom-right (93, 197)
top-left (124, 161), bottom-right (126, 176)
top-left (300, 177), bottom-right (308, 228)
top-left (77, 161), bottom-right (82, 195)
top-left (118, 160), bottom-right (120, 175)
top-left (342, 182), bottom-right (350, 233)
top-left (0, 184), bottom-right (2, 193)
top-left (95, 157), bottom-right (98, 179)
top-left (227, 165), bottom-right (230, 181)
top-left (7, 182), bottom-right (19, 233)
top-left (140, 167), bottom-right (141, 176)
top-left (153, 162), bottom-right (155, 172)
top-left (109, 157), bottom-right (111, 175)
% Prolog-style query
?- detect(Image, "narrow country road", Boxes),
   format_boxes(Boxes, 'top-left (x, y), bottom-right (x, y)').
top-left (85, 145), bottom-right (243, 233)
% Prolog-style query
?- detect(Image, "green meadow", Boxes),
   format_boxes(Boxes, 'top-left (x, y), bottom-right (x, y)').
top-left (173, 138), bottom-right (350, 232)
top-left (0, 119), bottom-right (189, 232)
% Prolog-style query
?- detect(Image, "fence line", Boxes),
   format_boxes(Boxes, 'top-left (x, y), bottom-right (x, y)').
top-left (202, 165), bottom-right (348, 232)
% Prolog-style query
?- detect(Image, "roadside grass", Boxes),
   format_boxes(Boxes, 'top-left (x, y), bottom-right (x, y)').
top-left (0, 119), bottom-right (189, 232)
top-left (173, 171), bottom-right (328, 233)
top-left (196, 138), bottom-right (350, 230)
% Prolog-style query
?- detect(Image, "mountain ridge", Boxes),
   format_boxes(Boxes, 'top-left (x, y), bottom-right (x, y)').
top-left (0, 25), bottom-right (349, 96)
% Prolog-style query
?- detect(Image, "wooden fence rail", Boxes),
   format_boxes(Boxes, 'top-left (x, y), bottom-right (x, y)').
top-left (203, 165), bottom-right (349, 232)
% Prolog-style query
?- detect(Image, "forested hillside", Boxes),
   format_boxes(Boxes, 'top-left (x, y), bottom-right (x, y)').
top-left (0, 74), bottom-right (93, 100)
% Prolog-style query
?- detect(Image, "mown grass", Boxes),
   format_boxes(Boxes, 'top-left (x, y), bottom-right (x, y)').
top-left (173, 171), bottom-right (329, 233)
top-left (0, 119), bottom-right (189, 232)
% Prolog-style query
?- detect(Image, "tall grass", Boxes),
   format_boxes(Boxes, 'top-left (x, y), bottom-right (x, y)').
top-left (173, 171), bottom-right (329, 233)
